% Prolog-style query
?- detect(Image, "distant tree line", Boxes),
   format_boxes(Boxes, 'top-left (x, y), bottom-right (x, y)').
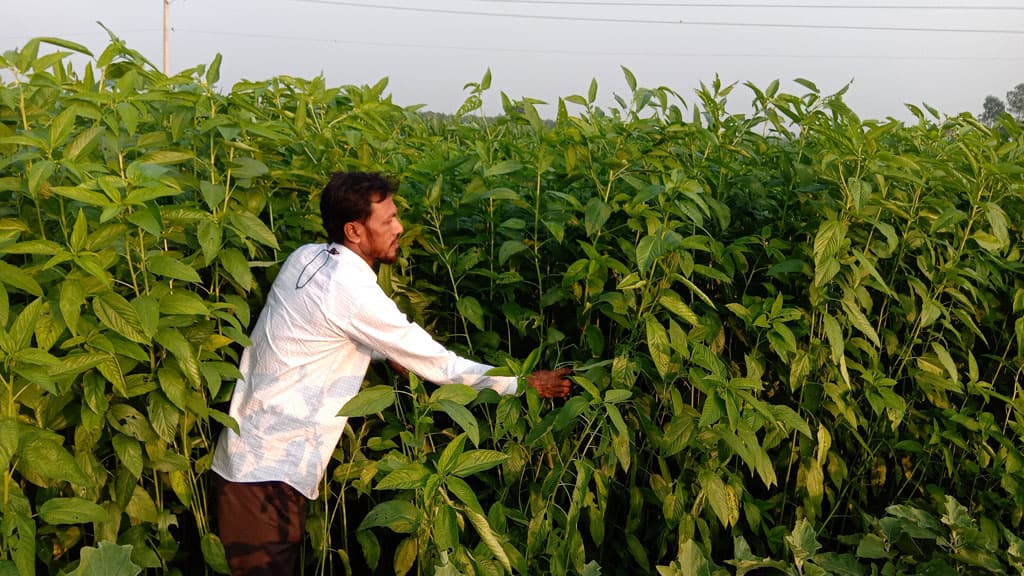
top-left (980, 83), bottom-right (1024, 125)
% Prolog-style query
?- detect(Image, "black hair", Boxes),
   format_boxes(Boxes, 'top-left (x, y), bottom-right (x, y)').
top-left (319, 172), bottom-right (396, 244)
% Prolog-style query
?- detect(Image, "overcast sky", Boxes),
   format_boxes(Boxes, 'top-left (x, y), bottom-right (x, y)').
top-left (4, 1), bottom-right (1024, 121)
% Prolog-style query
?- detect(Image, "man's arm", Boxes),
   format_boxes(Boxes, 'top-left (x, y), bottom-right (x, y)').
top-left (387, 360), bottom-right (570, 399)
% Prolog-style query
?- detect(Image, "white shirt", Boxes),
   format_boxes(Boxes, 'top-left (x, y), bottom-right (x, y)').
top-left (212, 243), bottom-right (516, 499)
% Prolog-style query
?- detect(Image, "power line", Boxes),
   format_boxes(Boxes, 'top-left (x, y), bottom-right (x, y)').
top-left (292, 0), bottom-right (1024, 33)
top-left (174, 28), bottom-right (1024, 60)
top-left (469, 0), bottom-right (1024, 10)
top-left (0, 29), bottom-right (163, 42)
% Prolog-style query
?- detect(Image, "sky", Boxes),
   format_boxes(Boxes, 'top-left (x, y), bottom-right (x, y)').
top-left (4, 1), bottom-right (1024, 122)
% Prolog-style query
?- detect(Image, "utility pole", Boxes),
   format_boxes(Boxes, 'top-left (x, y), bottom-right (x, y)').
top-left (162, 0), bottom-right (170, 74)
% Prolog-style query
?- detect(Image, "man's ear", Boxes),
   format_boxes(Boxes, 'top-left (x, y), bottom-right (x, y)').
top-left (344, 222), bottom-right (360, 244)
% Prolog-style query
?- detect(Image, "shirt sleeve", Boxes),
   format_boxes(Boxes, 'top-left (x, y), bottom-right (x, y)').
top-left (338, 285), bottom-right (517, 395)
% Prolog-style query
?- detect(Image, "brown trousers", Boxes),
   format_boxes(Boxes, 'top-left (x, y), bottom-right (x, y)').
top-left (214, 474), bottom-right (308, 576)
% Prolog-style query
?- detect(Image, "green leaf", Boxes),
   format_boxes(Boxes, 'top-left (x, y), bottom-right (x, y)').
top-left (498, 240), bottom-right (528, 265)
top-left (698, 468), bottom-right (736, 528)
top-left (451, 450), bottom-right (508, 478)
top-left (38, 497), bottom-right (108, 524)
top-left (147, 253), bottom-right (201, 283)
top-left (228, 157), bottom-right (269, 179)
top-left (199, 533), bottom-right (230, 575)
top-left (197, 219), bottom-right (222, 263)
top-left (94, 292), bottom-right (149, 344)
top-left (226, 212), bottom-right (279, 249)
top-left (678, 540), bottom-right (713, 576)
top-left (645, 315), bottom-right (672, 378)
top-left (67, 542), bottom-right (142, 576)
top-left (659, 292), bottom-right (701, 326)
top-left (786, 518), bottom-right (822, 566)
top-left (622, 65), bottom-right (637, 92)
top-left (137, 150), bottom-right (194, 165)
top-left (132, 295), bottom-right (160, 339)
top-left (112, 433), bottom-right (144, 479)
top-left (218, 248), bottom-right (253, 291)
top-left (199, 181), bottom-right (226, 210)
top-left (435, 506), bottom-right (460, 552)
top-left (465, 506), bottom-right (512, 573)
top-left (65, 125), bottom-right (104, 161)
top-left (18, 428), bottom-right (91, 486)
top-left (768, 405), bottom-right (812, 438)
top-left (841, 296), bottom-right (880, 348)
top-left (0, 261), bottom-right (43, 296)
top-left (429, 384), bottom-right (478, 406)
top-left (359, 500), bottom-right (421, 533)
top-left (584, 198), bottom-right (611, 238)
top-left (435, 399), bottom-right (480, 447)
top-left (436, 434), bottom-right (468, 476)
top-left (51, 185), bottom-right (111, 207)
top-left (58, 280), bottom-right (84, 335)
top-left (70, 208), bottom-right (89, 252)
top-left (155, 327), bottom-right (201, 386)
top-left (0, 416), bottom-right (20, 472)
top-left (456, 296), bottom-right (485, 331)
top-left (394, 536), bottom-right (417, 576)
top-left (855, 534), bottom-right (891, 559)
top-left (159, 291), bottom-right (210, 316)
top-left (376, 463), bottom-right (431, 490)
top-left (338, 386), bottom-right (395, 417)
top-left (484, 160), bottom-right (523, 177)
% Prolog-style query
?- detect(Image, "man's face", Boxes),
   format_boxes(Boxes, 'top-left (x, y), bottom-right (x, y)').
top-left (359, 195), bottom-right (404, 265)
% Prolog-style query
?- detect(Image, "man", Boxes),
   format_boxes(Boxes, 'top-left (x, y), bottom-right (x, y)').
top-left (211, 172), bottom-right (571, 575)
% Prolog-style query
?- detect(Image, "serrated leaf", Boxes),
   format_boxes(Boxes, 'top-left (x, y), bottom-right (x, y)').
top-left (338, 385), bottom-right (395, 417)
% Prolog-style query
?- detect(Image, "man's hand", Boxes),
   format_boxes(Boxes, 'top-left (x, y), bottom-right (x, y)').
top-left (526, 367), bottom-right (572, 398)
